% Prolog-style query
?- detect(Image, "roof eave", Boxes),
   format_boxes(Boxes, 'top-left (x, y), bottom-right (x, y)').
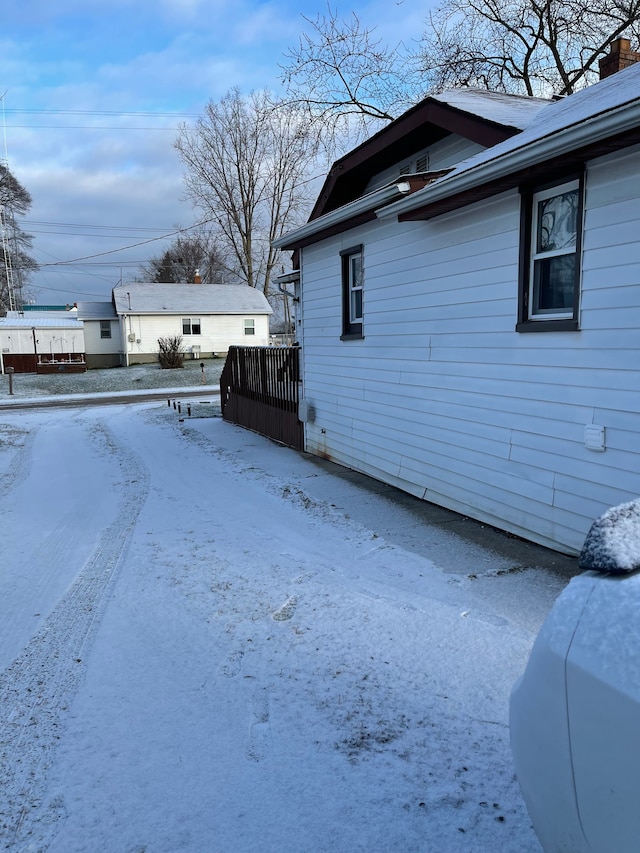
top-left (380, 99), bottom-right (640, 222)
top-left (274, 181), bottom-right (413, 251)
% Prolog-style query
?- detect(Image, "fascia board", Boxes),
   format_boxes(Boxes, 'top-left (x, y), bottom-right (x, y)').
top-left (273, 182), bottom-right (411, 250)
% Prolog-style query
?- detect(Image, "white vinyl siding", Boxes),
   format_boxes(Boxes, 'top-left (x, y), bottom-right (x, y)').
top-left (365, 136), bottom-right (484, 192)
top-left (298, 144), bottom-right (640, 554)
top-left (123, 314), bottom-right (270, 364)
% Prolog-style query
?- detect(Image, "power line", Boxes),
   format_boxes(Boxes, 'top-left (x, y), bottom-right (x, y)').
top-left (6, 125), bottom-right (181, 131)
top-left (35, 220), bottom-right (214, 267)
top-left (4, 108), bottom-right (200, 118)
top-left (23, 219), bottom-right (173, 231)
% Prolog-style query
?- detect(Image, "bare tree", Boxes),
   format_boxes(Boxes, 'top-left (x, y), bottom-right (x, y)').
top-left (0, 165), bottom-right (36, 312)
top-left (175, 89), bottom-right (320, 297)
top-left (422, 0), bottom-right (640, 96)
top-left (280, 4), bottom-right (421, 135)
top-left (279, 1), bottom-right (640, 125)
top-left (138, 229), bottom-right (229, 284)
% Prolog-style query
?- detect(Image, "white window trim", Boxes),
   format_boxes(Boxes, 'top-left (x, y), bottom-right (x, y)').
top-left (528, 179), bottom-right (580, 321)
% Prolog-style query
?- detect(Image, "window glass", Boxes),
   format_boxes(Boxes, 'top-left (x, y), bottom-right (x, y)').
top-left (182, 318), bottom-right (191, 335)
top-left (100, 320), bottom-right (111, 339)
top-left (191, 318), bottom-right (201, 335)
top-left (244, 319), bottom-right (255, 335)
top-left (341, 244), bottom-right (364, 339)
top-left (349, 253), bottom-right (363, 322)
top-left (532, 255), bottom-right (576, 313)
top-left (529, 181), bottom-right (580, 319)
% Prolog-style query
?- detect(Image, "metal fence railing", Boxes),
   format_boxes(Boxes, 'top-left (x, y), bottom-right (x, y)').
top-left (220, 346), bottom-right (303, 450)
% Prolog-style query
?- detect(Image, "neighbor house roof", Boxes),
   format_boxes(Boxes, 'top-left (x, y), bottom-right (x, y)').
top-left (0, 317), bottom-right (84, 329)
top-left (112, 283), bottom-right (272, 315)
top-left (73, 301), bottom-right (118, 320)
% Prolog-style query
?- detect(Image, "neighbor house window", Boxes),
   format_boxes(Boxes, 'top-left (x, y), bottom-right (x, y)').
top-left (517, 175), bottom-right (583, 332)
top-left (100, 320), bottom-right (112, 339)
top-left (341, 245), bottom-right (363, 339)
top-left (244, 319), bottom-right (255, 335)
top-left (182, 318), bottom-right (201, 335)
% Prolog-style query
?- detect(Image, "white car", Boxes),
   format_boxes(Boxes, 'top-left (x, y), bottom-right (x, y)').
top-left (510, 499), bottom-right (640, 853)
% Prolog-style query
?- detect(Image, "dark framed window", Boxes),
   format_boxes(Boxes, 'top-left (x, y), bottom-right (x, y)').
top-left (517, 174), bottom-right (584, 332)
top-left (182, 317), bottom-right (201, 335)
top-left (100, 320), bottom-right (112, 339)
top-left (340, 244), bottom-right (363, 340)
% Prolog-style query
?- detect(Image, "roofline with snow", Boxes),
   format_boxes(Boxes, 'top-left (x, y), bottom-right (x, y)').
top-left (380, 95), bottom-right (640, 222)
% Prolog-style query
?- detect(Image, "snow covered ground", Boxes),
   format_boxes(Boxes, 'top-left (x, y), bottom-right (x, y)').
top-left (0, 395), bottom-right (576, 852)
top-left (0, 359), bottom-right (225, 400)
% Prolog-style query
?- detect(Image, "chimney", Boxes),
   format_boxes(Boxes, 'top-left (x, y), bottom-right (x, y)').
top-left (599, 37), bottom-right (640, 80)
top-left (194, 268), bottom-right (202, 284)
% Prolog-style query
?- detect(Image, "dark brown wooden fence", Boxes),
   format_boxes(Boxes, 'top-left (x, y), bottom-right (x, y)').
top-left (220, 346), bottom-right (304, 450)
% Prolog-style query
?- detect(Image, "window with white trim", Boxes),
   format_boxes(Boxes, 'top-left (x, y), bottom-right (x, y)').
top-left (244, 318), bottom-right (255, 335)
top-left (341, 245), bottom-right (363, 339)
top-left (517, 175), bottom-right (583, 332)
top-left (100, 320), bottom-right (112, 339)
top-left (182, 317), bottom-right (201, 335)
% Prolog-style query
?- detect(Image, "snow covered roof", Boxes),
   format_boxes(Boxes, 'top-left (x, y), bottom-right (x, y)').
top-left (431, 88), bottom-right (550, 131)
top-left (112, 283), bottom-right (272, 315)
top-left (384, 62), bottom-right (640, 220)
top-left (0, 317), bottom-right (84, 329)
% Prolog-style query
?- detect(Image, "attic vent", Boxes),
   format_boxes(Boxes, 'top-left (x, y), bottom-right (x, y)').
top-left (399, 163), bottom-right (411, 175)
top-left (416, 154), bottom-right (429, 172)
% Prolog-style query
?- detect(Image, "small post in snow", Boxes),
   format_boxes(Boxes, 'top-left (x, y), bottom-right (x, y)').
top-left (200, 361), bottom-right (205, 384)
top-left (6, 366), bottom-right (14, 395)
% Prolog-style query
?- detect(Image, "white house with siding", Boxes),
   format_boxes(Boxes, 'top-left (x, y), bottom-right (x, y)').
top-left (112, 282), bottom-right (272, 366)
top-left (71, 301), bottom-right (121, 369)
top-left (274, 41), bottom-right (640, 555)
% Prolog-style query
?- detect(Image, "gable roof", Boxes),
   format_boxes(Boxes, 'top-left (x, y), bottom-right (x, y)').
top-left (309, 89), bottom-right (550, 219)
top-left (382, 61), bottom-right (640, 222)
top-left (112, 283), bottom-right (272, 315)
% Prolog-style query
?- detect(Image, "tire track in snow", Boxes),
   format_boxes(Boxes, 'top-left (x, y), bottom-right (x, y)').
top-left (0, 421), bottom-right (150, 852)
top-left (0, 424), bottom-right (35, 501)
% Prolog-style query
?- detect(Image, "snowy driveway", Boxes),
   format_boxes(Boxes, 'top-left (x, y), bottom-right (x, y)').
top-left (0, 401), bottom-right (568, 852)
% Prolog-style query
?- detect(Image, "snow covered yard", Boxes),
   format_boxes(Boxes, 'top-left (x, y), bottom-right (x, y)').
top-left (0, 399), bottom-right (572, 852)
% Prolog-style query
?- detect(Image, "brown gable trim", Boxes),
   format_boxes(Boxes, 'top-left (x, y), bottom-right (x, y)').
top-left (399, 126), bottom-right (640, 222)
top-left (311, 99), bottom-right (523, 220)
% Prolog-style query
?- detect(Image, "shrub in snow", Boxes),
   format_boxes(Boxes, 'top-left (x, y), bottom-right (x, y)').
top-left (158, 335), bottom-right (185, 369)
top-left (579, 499), bottom-right (640, 573)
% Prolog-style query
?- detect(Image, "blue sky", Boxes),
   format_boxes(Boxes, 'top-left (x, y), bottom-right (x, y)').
top-left (0, 0), bottom-right (428, 305)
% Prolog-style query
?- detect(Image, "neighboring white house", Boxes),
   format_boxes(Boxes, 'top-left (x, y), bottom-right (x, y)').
top-left (70, 301), bottom-right (121, 369)
top-left (112, 282), bottom-right (272, 366)
top-left (0, 316), bottom-right (86, 373)
top-left (274, 40), bottom-right (640, 555)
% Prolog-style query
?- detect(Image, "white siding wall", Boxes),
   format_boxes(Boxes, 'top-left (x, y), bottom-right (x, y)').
top-left (84, 320), bottom-right (121, 355)
top-left (0, 326), bottom-right (85, 357)
top-left (366, 136), bottom-right (485, 192)
top-left (124, 314), bottom-right (269, 364)
top-left (300, 145), bottom-right (640, 554)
